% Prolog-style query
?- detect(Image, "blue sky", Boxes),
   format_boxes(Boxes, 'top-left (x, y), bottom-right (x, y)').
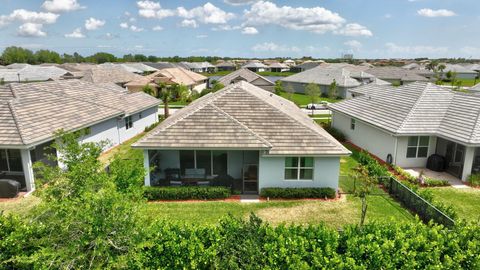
top-left (0, 0), bottom-right (479, 58)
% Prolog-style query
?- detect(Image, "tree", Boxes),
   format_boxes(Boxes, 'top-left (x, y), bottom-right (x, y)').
top-left (149, 82), bottom-right (188, 118)
top-left (0, 46), bottom-right (35, 64)
top-left (86, 52), bottom-right (117, 64)
top-left (274, 80), bottom-right (283, 95)
top-left (305, 82), bottom-right (320, 104)
top-left (34, 49), bottom-right (61, 64)
top-left (210, 80), bottom-right (224, 92)
top-left (328, 79), bottom-right (338, 99)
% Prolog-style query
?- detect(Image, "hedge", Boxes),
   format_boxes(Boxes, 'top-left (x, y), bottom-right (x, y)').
top-left (260, 187), bottom-right (336, 199)
top-left (143, 186), bottom-right (231, 200)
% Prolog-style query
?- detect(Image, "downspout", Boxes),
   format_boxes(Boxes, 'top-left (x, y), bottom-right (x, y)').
top-left (393, 136), bottom-right (398, 165)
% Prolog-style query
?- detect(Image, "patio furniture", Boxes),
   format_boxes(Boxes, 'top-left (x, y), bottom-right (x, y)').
top-left (0, 179), bottom-right (21, 198)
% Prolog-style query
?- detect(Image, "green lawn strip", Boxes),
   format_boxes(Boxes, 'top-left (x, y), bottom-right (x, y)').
top-left (257, 71), bottom-right (296, 77)
top-left (0, 196), bottom-right (40, 217)
top-left (437, 78), bottom-right (479, 87)
top-left (427, 187), bottom-right (480, 222)
top-left (278, 91), bottom-right (339, 106)
top-left (98, 133), bottom-right (144, 164)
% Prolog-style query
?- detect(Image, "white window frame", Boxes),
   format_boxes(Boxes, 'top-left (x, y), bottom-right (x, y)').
top-left (284, 157), bottom-right (314, 181)
top-left (406, 136), bottom-right (429, 158)
top-left (125, 116), bottom-right (133, 130)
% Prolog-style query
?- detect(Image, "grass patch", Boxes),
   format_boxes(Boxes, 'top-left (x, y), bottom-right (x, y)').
top-left (257, 71), bottom-right (295, 77)
top-left (279, 91), bottom-right (339, 106)
top-left (427, 187), bottom-right (480, 222)
top-left (200, 71), bottom-right (233, 77)
top-left (437, 78), bottom-right (479, 87)
top-left (98, 133), bottom-right (144, 164)
top-left (0, 195), bottom-right (40, 217)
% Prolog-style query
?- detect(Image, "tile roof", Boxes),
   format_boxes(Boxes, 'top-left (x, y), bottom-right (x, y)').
top-left (125, 67), bottom-right (207, 88)
top-left (0, 80), bottom-right (159, 147)
top-left (330, 82), bottom-right (480, 145)
top-left (81, 66), bottom-right (143, 84)
top-left (143, 62), bottom-right (178, 70)
top-left (366, 66), bottom-right (429, 82)
top-left (243, 62), bottom-right (268, 68)
top-left (0, 66), bottom-right (72, 82)
top-left (134, 81), bottom-right (350, 156)
top-left (471, 83), bottom-right (480, 91)
top-left (443, 64), bottom-right (478, 74)
top-left (217, 68), bottom-right (274, 87)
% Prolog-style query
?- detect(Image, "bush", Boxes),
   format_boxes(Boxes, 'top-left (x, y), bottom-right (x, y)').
top-left (424, 178), bottom-right (450, 187)
top-left (324, 125), bottom-right (346, 142)
top-left (468, 173), bottom-right (480, 187)
top-left (143, 186), bottom-right (231, 200)
top-left (260, 187), bottom-right (336, 199)
top-left (357, 151), bottom-right (391, 180)
top-left (144, 122), bottom-right (160, 132)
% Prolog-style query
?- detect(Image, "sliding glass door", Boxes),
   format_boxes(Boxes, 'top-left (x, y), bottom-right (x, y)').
top-left (179, 150), bottom-right (227, 176)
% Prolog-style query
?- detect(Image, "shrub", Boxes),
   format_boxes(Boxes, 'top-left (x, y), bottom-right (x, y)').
top-left (424, 178), bottom-right (450, 187)
top-left (143, 186), bottom-right (231, 200)
top-left (468, 173), bottom-right (480, 187)
top-left (260, 187), bottom-right (336, 199)
top-left (324, 125), bottom-right (346, 142)
top-left (144, 122), bottom-right (160, 132)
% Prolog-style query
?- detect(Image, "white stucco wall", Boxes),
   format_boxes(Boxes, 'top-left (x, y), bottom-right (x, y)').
top-left (394, 136), bottom-right (437, 168)
top-left (79, 117), bottom-right (120, 149)
top-left (332, 112), bottom-right (396, 162)
top-left (282, 81), bottom-right (349, 98)
top-left (258, 155), bottom-right (340, 191)
top-left (117, 106), bottom-right (158, 144)
top-left (193, 82), bottom-right (207, 93)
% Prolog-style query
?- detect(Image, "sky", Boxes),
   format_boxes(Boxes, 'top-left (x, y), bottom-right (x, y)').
top-left (0, 0), bottom-right (479, 59)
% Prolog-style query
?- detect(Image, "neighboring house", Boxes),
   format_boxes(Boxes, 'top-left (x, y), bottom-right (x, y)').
top-left (216, 68), bottom-right (275, 92)
top-left (81, 66), bottom-right (143, 87)
top-left (366, 66), bottom-right (429, 85)
top-left (242, 61), bottom-right (268, 72)
top-left (0, 65), bottom-right (74, 83)
top-left (215, 61), bottom-right (237, 71)
top-left (125, 67), bottom-right (208, 93)
top-left (0, 80), bottom-right (160, 192)
top-left (268, 62), bottom-right (290, 72)
top-left (178, 62), bottom-right (216, 73)
top-left (402, 63), bottom-right (421, 70)
top-left (5, 63), bottom-right (31, 69)
top-left (283, 59), bottom-right (296, 67)
top-left (330, 81), bottom-right (480, 182)
top-left (290, 61), bottom-right (324, 73)
top-left (133, 81), bottom-right (350, 194)
top-left (441, 64), bottom-right (478, 80)
top-left (280, 63), bottom-right (375, 98)
top-left (143, 62), bottom-right (178, 70)
top-left (470, 83), bottom-right (480, 93)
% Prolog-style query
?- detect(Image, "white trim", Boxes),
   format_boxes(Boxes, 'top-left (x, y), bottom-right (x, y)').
top-left (284, 157), bottom-right (314, 181)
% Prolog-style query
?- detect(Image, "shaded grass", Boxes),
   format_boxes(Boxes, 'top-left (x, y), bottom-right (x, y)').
top-left (428, 187), bottom-right (480, 222)
top-left (0, 195), bottom-right (40, 217)
top-left (98, 133), bottom-right (144, 164)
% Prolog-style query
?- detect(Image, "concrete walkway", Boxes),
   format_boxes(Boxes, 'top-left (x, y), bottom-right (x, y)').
top-left (240, 194), bottom-right (260, 203)
top-left (404, 168), bottom-right (471, 189)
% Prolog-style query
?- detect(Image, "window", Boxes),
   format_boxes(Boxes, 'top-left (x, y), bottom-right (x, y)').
top-left (406, 136), bottom-right (429, 158)
top-left (179, 150), bottom-right (228, 176)
top-left (0, 149), bottom-right (23, 172)
top-left (139, 113), bottom-right (142, 119)
top-left (350, 118), bottom-right (356, 130)
top-left (125, 116), bottom-right (133, 130)
top-left (284, 157), bottom-right (314, 180)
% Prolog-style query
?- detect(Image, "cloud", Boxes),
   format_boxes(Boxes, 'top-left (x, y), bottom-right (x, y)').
top-left (0, 9), bottom-right (59, 27)
top-left (244, 1), bottom-right (345, 34)
top-left (120, 22), bottom-right (144, 32)
top-left (252, 42), bottom-right (300, 52)
top-left (17, 23), bottom-right (47, 37)
top-left (334, 23), bottom-right (372, 37)
top-left (344, 40), bottom-right (362, 50)
top-left (242, 26), bottom-right (258, 34)
top-left (120, 22), bottom-right (129, 29)
top-left (224, 0), bottom-right (259, 5)
top-left (384, 14), bottom-right (392, 19)
top-left (42, 0), bottom-right (85, 13)
top-left (137, 0), bottom-right (175, 19)
top-left (180, 19), bottom-right (198, 28)
top-left (211, 24), bottom-right (241, 31)
top-left (177, 3), bottom-right (235, 24)
top-left (417, 8), bottom-right (456, 17)
top-left (85, 17), bottom-right (105, 30)
top-left (65, 27), bottom-right (85, 38)
top-left (385, 42), bottom-right (448, 55)
top-left (152, 25), bottom-right (163, 31)
top-left (461, 46), bottom-right (480, 57)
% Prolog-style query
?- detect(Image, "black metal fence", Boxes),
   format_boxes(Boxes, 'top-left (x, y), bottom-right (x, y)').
top-left (385, 177), bottom-right (455, 227)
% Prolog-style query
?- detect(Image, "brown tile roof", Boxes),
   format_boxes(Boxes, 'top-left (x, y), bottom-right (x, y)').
top-left (81, 66), bottom-right (143, 84)
top-left (125, 67), bottom-right (207, 88)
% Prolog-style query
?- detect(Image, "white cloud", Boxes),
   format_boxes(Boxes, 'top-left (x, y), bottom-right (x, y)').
top-left (17, 23), bottom-right (46, 37)
top-left (242, 26), bottom-right (258, 35)
top-left (65, 27), bottom-right (85, 38)
top-left (244, 1), bottom-right (345, 34)
top-left (344, 40), bottom-right (362, 50)
top-left (211, 24), bottom-right (241, 31)
top-left (0, 9), bottom-right (59, 27)
top-left (417, 8), bottom-right (456, 17)
top-left (85, 17), bottom-right (105, 30)
top-left (152, 25), bottom-right (163, 31)
top-left (385, 42), bottom-right (448, 55)
top-left (42, 0), bottom-right (85, 13)
top-left (252, 42), bottom-right (300, 52)
top-left (334, 23), bottom-right (372, 37)
top-left (137, 0), bottom-right (175, 19)
top-left (120, 22), bottom-right (129, 29)
top-left (224, 0), bottom-right (259, 5)
top-left (177, 2), bottom-right (235, 24)
top-left (180, 19), bottom-right (198, 28)
top-left (120, 22), bottom-right (144, 32)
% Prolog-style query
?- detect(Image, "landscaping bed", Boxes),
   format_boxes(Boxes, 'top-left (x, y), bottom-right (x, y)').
top-left (143, 186), bottom-right (232, 201)
top-left (260, 187), bottom-right (336, 199)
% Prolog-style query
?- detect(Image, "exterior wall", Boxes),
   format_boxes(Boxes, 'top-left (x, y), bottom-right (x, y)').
top-left (80, 117), bottom-right (120, 149)
top-left (251, 78), bottom-right (274, 92)
top-left (282, 81), bottom-right (348, 98)
top-left (117, 106), bottom-right (158, 144)
top-left (193, 82), bottom-right (207, 93)
top-left (332, 112), bottom-right (396, 162)
top-left (394, 136), bottom-right (437, 168)
top-left (258, 155), bottom-right (340, 191)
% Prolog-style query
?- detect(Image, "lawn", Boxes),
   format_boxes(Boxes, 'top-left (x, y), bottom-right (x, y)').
top-left (437, 78), bottom-right (479, 87)
top-left (98, 133), bottom-right (144, 164)
top-left (257, 71), bottom-right (296, 77)
top-left (427, 187), bottom-right (480, 222)
top-left (279, 91), bottom-right (339, 106)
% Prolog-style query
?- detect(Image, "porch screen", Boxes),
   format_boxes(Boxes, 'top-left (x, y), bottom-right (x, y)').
top-left (0, 149), bottom-right (23, 172)
top-left (179, 150), bottom-right (227, 176)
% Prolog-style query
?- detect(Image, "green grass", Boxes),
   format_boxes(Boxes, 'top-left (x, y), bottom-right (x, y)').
top-left (279, 91), bottom-right (340, 106)
top-left (200, 71), bottom-right (232, 77)
top-left (427, 187), bottom-right (480, 222)
top-left (437, 78), bottom-right (479, 87)
top-left (98, 133), bottom-right (144, 164)
top-left (257, 71), bottom-right (295, 77)
top-left (0, 196), bottom-right (40, 217)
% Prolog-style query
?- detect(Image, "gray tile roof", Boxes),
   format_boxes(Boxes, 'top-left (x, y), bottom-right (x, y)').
top-left (330, 82), bottom-right (480, 145)
top-left (134, 81), bottom-right (350, 156)
top-left (217, 69), bottom-right (274, 87)
top-left (366, 66), bottom-right (429, 82)
top-left (0, 66), bottom-right (72, 82)
top-left (242, 62), bottom-right (268, 68)
top-left (143, 62), bottom-right (179, 70)
top-left (0, 80), bottom-right (160, 147)
top-left (443, 64), bottom-right (478, 74)
top-left (470, 83), bottom-right (480, 91)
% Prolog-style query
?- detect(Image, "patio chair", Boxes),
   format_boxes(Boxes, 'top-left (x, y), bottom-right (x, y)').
top-left (0, 179), bottom-right (21, 198)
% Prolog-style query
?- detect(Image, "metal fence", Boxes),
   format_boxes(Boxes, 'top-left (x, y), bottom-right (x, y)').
top-left (385, 177), bottom-right (455, 227)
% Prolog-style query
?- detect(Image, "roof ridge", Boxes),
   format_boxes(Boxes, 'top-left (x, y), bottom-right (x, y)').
top-left (210, 103), bottom-right (272, 148)
top-left (7, 100), bottom-right (26, 145)
top-left (397, 82), bottom-right (434, 131)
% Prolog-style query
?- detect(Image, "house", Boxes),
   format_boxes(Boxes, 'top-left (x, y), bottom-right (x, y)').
top-left (133, 81), bottom-right (350, 194)
top-left (441, 64), bottom-right (478, 80)
top-left (143, 62), bottom-right (178, 70)
top-left (242, 61), bottom-right (268, 72)
top-left (125, 67), bottom-right (208, 93)
top-left (268, 62), bottom-right (290, 73)
top-left (216, 68), bottom-right (275, 92)
top-left (178, 62), bottom-right (216, 73)
top-left (329, 81), bottom-right (480, 182)
top-left (283, 59), bottom-right (296, 67)
top-left (215, 61), bottom-right (237, 72)
top-left (81, 66), bottom-right (143, 87)
top-left (0, 65), bottom-right (74, 83)
top-left (470, 83), bottom-right (480, 93)
top-left (366, 66), bottom-right (430, 85)
top-left (0, 80), bottom-right (160, 192)
top-left (280, 63), bottom-right (376, 99)
top-left (290, 61), bottom-right (324, 73)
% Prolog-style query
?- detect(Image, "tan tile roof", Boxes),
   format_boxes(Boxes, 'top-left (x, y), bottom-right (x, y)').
top-left (125, 67), bottom-right (207, 88)
top-left (217, 68), bottom-right (274, 87)
top-left (0, 80), bottom-right (160, 147)
top-left (134, 81), bottom-right (349, 156)
top-left (81, 66), bottom-right (143, 84)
